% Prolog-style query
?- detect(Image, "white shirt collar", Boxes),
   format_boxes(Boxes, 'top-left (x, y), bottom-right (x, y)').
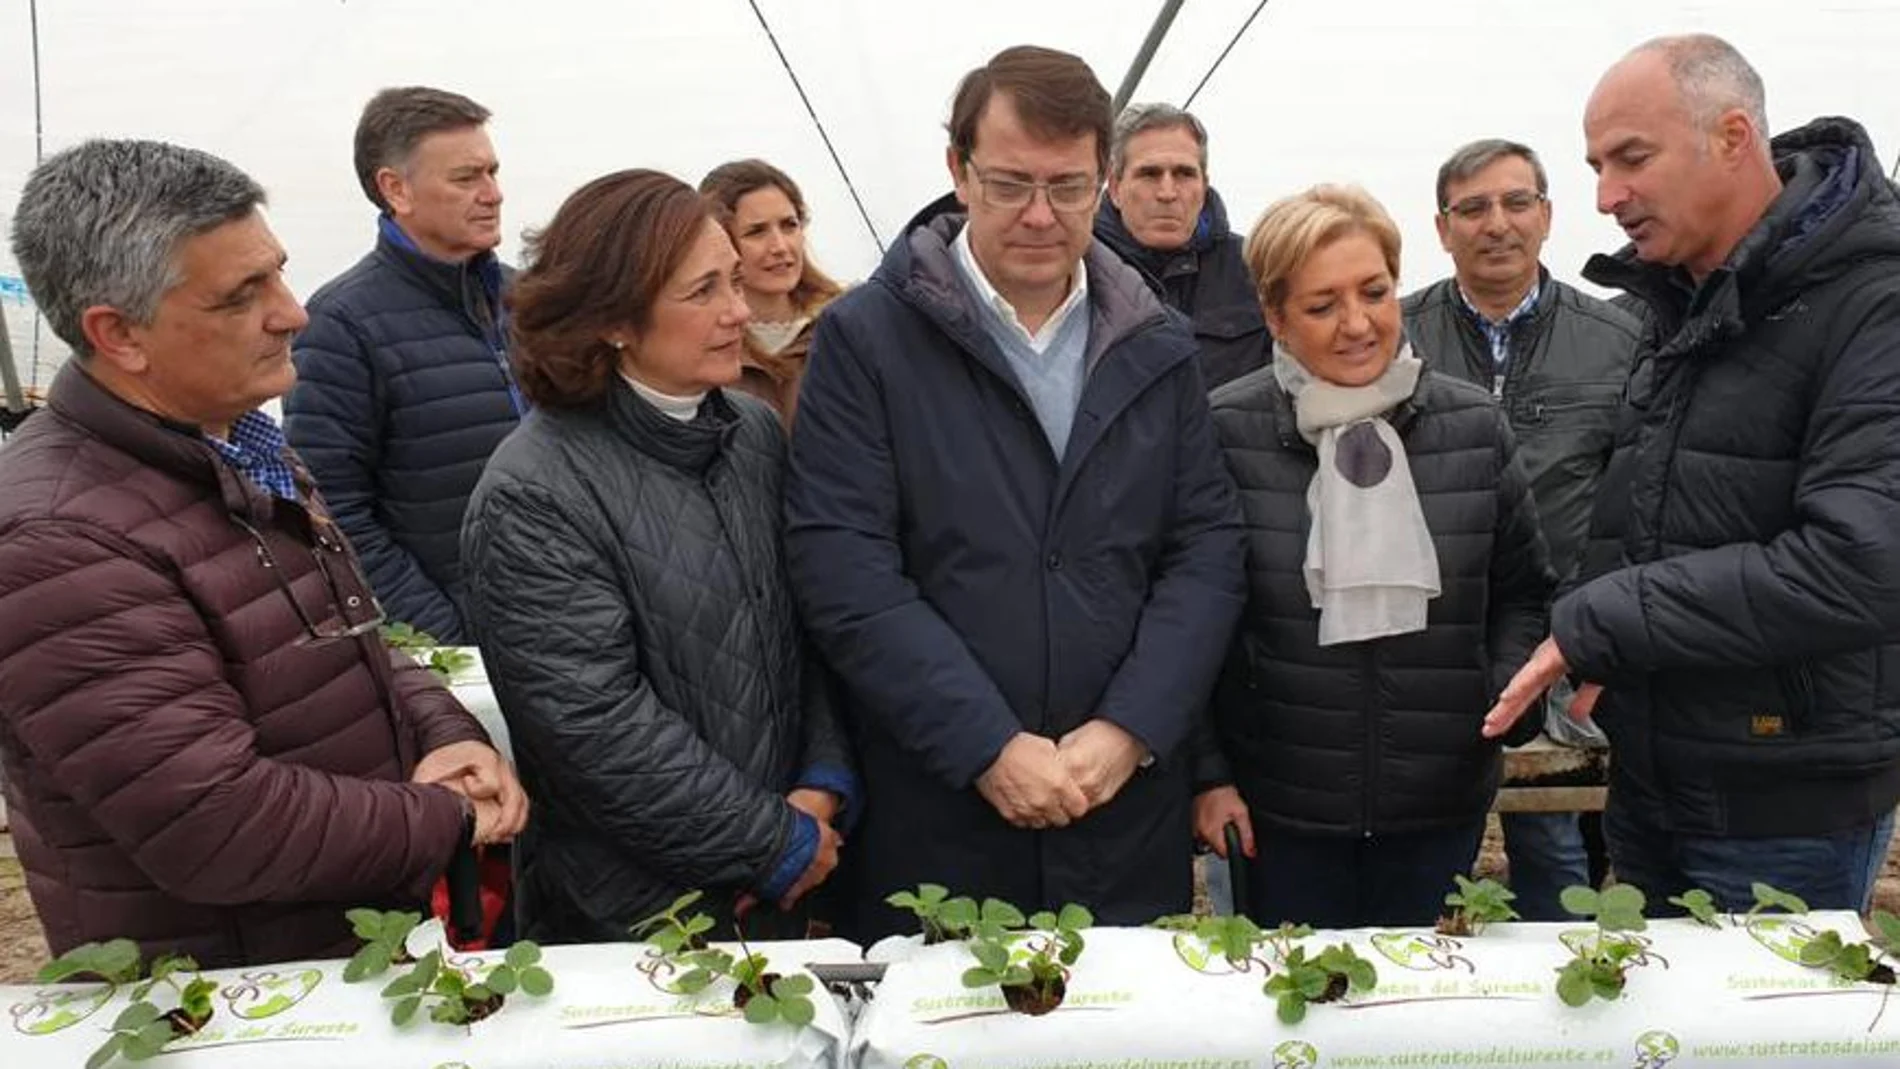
top-left (620, 371), bottom-right (705, 422)
top-left (951, 225), bottom-right (1089, 355)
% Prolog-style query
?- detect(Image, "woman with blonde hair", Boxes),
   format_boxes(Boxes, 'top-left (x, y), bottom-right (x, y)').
top-left (1193, 184), bottom-right (1553, 928)
top-left (700, 159), bottom-right (844, 426)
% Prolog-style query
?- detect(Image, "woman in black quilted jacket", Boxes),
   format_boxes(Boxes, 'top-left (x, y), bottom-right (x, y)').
top-left (1194, 185), bottom-right (1554, 928)
top-left (460, 169), bottom-right (856, 942)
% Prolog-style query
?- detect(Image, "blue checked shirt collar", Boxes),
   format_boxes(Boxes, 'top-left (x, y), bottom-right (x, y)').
top-left (203, 410), bottom-right (299, 503)
top-left (1459, 280), bottom-right (1541, 368)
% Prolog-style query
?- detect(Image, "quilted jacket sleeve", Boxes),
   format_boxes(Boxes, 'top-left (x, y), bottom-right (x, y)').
top-left (1554, 296), bottom-right (1900, 677)
top-left (386, 650), bottom-right (491, 759)
top-left (286, 304), bottom-right (464, 640)
top-left (460, 477), bottom-right (802, 894)
top-left (784, 312), bottom-right (1024, 790)
top-left (1089, 365), bottom-right (1247, 761)
top-left (1488, 411), bottom-right (1558, 745)
top-left (0, 520), bottom-right (468, 905)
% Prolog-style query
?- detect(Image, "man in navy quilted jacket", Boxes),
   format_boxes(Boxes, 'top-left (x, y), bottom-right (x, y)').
top-left (286, 87), bottom-right (523, 643)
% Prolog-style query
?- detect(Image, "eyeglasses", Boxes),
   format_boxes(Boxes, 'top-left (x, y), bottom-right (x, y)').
top-left (1443, 189), bottom-right (1547, 221)
top-left (965, 162), bottom-right (1100, 213)
top-left (230, 513), bottom-right (386, 645)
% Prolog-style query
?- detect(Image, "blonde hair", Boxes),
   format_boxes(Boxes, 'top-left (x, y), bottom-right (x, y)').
top-left (1244, 184), bottom-right (1402, 316)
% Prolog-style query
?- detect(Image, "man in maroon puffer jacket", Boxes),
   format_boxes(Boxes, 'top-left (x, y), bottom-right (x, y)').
top-left (0, 139), bottom-right (528, 967)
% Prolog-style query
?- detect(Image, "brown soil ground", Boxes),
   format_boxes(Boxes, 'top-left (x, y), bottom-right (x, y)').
top-left (2, 824), bottom-right (1897, 981)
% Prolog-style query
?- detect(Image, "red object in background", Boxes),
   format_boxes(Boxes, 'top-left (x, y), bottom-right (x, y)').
top-left (430, 846), bottom-right (512, 951)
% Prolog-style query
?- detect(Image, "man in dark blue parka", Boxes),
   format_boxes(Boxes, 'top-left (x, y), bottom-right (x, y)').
top-left (285, 87), bottom-right (523, 643)
top-left (785, 45), bottom-right (1245, 940)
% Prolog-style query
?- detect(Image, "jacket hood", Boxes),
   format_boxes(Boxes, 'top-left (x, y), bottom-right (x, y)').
top-left (1584, 116), bottom-right (1900, 331)
top-left (877, 193), bottom-right (1181, 368)
top-left (1095, 185), bottom-right (1235, 273)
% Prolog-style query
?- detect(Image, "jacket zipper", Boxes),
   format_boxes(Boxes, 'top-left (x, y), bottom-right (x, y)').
top-left (1362, 641), bottom-right (1379, 839)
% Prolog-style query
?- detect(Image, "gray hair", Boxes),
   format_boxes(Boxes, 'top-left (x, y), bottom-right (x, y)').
top-left (10, 139), bottom-right (266, 358)
top-left (353, 86), bottom-right (491, 211)
top-left (1636, 33), bottom-right (1770, 139)
top-left (1435, 138), bottom-right (1548, 211)
top-left (1110, 102), bottom-right (1208, 178)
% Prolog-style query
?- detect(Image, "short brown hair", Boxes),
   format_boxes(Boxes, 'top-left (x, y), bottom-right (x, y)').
top-left (947, 45), bottom-right (1111, 177)
top-left (698, 158), bottom-right (842, 312)
top-left (1244, 184), bottom-right (1403, 315)
top-left (353, 86), bottom-right (491, 211)
top-left (507, 170), bottom-right (710, 409)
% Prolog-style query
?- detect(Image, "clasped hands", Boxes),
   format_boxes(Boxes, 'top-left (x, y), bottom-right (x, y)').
top-left (411, 740), bottom-right (530, 847)
top-left (975, 721), bottom-right (1147, 830)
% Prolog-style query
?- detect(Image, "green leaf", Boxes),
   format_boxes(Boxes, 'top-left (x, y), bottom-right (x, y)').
top-left (429, 999), bottom-right (467, 1025)
top-left (886, 891), bottom-right (922, 910)
top-left (771, 973), bottom-right (814, 997)
top-left (1276, 992), bottom-right (1307, 1024)
top-left (918, 884), bottom-right (949, 906)
top-left (778, 993), bottom-right (816, 1027)
top-left (391, 994), bottom-right (422, 1026)
top-left (381, 973), bottom-right (420, 999)
top-left (1555, 964), bottom-right (1592, 1007)
top-left (346, 908), bottom-right (384, 940)
top-left (86, 1034), bottom-right (126, 1069)
top-left (113, 1003), bottom-right (161, 1031)
top-left (1669, 889), bottom-right (1721, 927)
top-left (972, 940), bottom-right (1010, 972)
top-left (1872, 911), bottom-right (1900, 950)
top-left (181, 978), bottom-right (217, 1020)
top-left (1346, 960), bottom-right (1378, 992)
top-left (504, 942), bottom-right (542, 969)
top-left (1590, 971), bottom-right (1625, 1000)
top-left (937, 898), bottom-right (979, 934)
top-left (1296, 969), bottom-right (1329, 999)
top-left (1800, 931), bottom-right (1844, 967)
top-left (466, 984), bottom-right (493, 1004)
top-left (1752, 882), bottom-right (1809, 915)
top-left (742, 993), bottom-right (779, 1025)
top-left (131, 1020), bottom-right (177, 1055)
top-left (1057, 903), bottom-right (1094, 931)
top-left (960, 966), bottom-right (1002, 988)
top-left (1599, 884), bottom-right (1646, 915)
top-left (982, 899), bottom-right (1026, 930)
top-left (1028, 911), bottom-right (1058, 930)
top-left (684, 914), bottom-right (716, 937)
top-left (1558, 885), bottom-right (1600, 917)
top-left (414, 952), bottom-right (442, 991)
top-left (518, 967), bottom-right (555, 998)
top-left (351, 943), bottom-right (397, 984)
top-left (484, 966), bottom-right (517, 996)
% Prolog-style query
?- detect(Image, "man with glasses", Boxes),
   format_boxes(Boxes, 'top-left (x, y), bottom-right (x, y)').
top-left (0, 140), bottom-right (526, 966)
top-left (786, 45), bottom-right (1244, 939)
top-left (1096, 103), bottom-right (1268, 390)
top-left (1402, 139), bottom-right (1641, 920)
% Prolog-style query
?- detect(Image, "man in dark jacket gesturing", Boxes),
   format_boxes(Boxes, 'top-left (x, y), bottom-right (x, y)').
top-left (0, 140), bottom-right (525, 966)
top-left (1487, 34), bottom-right (1900, 912)
top-left (786, 46), bottom-right (1245, 939)
top-left (1404, 138), bottom-right (1642, 920)
top-left (1095, 103), bottom-right (1268, 390)
top-left (285, 87), bottom-right (522, 643)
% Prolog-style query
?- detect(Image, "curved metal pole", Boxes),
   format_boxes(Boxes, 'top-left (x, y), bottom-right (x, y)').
top-left (1112, 0), bottom-right (1186, 114)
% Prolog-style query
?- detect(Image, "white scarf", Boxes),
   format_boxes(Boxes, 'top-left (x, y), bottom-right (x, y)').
top-left (1274, 342), bottom-right (1441, 646)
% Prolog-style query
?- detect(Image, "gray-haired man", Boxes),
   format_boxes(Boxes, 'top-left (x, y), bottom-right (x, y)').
top-left (285, 86), bottom-right (521, 644)
top-left (1401, 138), bottom-right (1641, 918)
top-left (0, 140), bottom-right (523, 964)
top-left (1096, 103), bottom-right (1268, 390)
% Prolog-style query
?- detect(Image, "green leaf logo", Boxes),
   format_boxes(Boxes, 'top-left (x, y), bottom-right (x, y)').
top-left (9, 984), bottom-right (116, 1036)
top-left (1632, 1029), bottom-right (1679, 1068)
top-left (1169, 933), bottom-right (1221, 974)
top-left (222, 969), bottom-right (323, 1020)
top-left (1745, 917), bottom-right (1818, 964)
top-left (903, 1055), bottom-right (949, 1069)
top-left (1273, 1040), bottom-right (1319, 1068)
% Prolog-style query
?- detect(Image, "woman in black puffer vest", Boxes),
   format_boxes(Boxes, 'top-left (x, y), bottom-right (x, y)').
top-left (1193, 185), bottom-right (1554, 928)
